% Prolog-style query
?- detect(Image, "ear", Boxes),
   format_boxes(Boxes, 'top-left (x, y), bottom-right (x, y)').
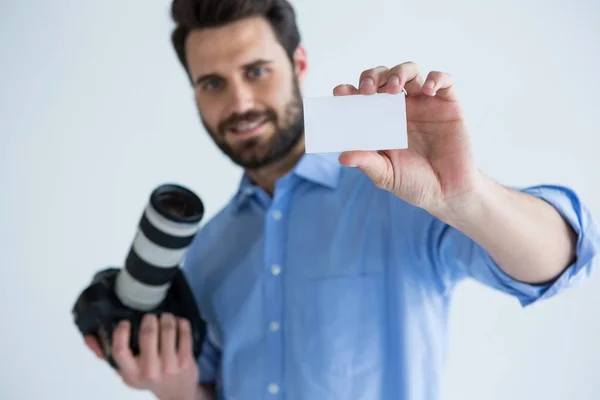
top-left (293, 44), bottom-right (308, 85)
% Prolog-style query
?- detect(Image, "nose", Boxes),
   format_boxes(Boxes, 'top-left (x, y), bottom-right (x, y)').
top-left (227, 81), bottom-right (255, 115)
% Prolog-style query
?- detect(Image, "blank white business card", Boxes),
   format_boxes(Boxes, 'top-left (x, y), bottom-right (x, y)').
top-left (303, 93), bottom-right (408, 153)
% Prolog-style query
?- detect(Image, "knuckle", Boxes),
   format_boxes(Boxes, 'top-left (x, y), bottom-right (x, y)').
top-left (139, 329), bottom-right (155, 341)
top-left (111, 346), bottom-right (126, 359)
top-left (398, 60), bottom-right (418, 70)
top-left (178, 317), bottom-right (191, 330)
top-left (390, 61), bottom-right (419, 81)
top-left (359, 70), bottom-right (374, 80)
top-left (160, 314), bottom-right (176, 331)
top-left (141, 368), bottom-right (161, 384)
top-left (163, 364), bottom-right (180, 376)
top-left (141, 321), bottom-right (157, 336)
top-left (360, 65), bottom-right (387, 79)
top-left (112, 324), bottom-right (127, 341)
top-left (179, 356), bottom-right (195, 370)
top-left (111, 344), bottom-right (129, 360)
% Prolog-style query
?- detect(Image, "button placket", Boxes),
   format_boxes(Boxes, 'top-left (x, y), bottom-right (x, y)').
top-left (264, 182), bottom-right (293, 398)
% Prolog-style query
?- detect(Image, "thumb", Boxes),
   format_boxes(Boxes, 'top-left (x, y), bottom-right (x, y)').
top-left (338, 150), bottom-right (391, 189)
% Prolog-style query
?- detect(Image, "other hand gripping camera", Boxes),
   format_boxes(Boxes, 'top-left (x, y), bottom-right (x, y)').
top-left (71, 184), bottom-right (207, 369)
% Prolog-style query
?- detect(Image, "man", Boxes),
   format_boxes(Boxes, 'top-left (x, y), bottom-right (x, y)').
top-left (85, 0), bottom-right (599, 399)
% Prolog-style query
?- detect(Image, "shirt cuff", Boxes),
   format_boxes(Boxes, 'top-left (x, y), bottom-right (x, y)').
top-left (481, 184), bottom-right (599, 307)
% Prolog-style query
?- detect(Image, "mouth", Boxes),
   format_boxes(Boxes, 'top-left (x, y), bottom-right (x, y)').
top-left (228, 118), bottom-right (269, 139)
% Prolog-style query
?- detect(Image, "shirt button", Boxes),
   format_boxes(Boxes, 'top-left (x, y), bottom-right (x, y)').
top-left (272, 209), bottom-right (282, 220)
top-left (269, 321), bottom-right (280, 332)
top-left (271, 264), bottom-right (281, 275)
top-left (268, 383), bottom-right (280, 394)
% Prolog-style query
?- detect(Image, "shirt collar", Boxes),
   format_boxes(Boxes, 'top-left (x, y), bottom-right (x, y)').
top-left (232, 152), bottom-right (342, 210)
top-left (294, 152), bottom-right (342, 189)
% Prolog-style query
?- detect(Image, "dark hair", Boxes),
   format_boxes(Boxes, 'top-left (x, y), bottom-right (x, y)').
top-left (170, 0), bottom-right (302, 85)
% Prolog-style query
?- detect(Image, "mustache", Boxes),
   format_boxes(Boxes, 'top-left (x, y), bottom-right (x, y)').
top-left (218, 109), bottom-right (277, 133)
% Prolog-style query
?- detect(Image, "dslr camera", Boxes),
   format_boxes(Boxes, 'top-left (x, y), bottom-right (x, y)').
top-left (71, 184), bottom-right (207, 369)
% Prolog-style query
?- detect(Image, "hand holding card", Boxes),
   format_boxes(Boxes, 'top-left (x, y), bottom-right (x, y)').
top-left (306, 61), bottom-right (476, 218)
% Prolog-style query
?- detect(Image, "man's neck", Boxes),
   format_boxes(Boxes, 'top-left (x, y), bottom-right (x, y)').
top-left (245, 138), bottom-right (305, 196)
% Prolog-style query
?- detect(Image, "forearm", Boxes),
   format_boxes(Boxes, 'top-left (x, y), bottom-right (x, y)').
top-left (434, 172), bottom-right (577, 284)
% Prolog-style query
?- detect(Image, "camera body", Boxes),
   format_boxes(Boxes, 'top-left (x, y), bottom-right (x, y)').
top-left (72, 266), bottom-right (205, 368)
top-left (71, 183), bottom-right (206, 369)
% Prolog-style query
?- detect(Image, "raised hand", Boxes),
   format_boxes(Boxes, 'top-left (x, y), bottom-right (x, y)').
top-left (335, 61), bottom-right (480, 216)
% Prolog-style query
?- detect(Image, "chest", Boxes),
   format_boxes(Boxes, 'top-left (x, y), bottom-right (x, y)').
top-left (196, 185), bottom-right (453, 400)
top-left (200, 185), bottom-right (410, 342)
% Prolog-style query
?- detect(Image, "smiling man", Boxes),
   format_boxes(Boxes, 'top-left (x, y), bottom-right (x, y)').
top-left (84, 1), bottom-right (599, 399)
top-left (182, 6), bottom-right (306, 191)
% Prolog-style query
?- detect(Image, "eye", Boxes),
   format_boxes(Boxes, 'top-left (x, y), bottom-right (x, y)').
top-left (202, 78), bottom-right (223, 91)
top-left (248, 67), bottom-right (267, 79)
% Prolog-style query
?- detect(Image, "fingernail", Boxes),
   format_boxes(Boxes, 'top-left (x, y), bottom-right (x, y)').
top-left (161, 313), bottom-right (175, 326)
top-left (141, 314), bottom-right (153, 327)
top-left (425, 80), bottom-right (435, 89)
top-left (360, 77), bottom-right (374, 89)
top-left (387, 75), bottom-right (400, 87)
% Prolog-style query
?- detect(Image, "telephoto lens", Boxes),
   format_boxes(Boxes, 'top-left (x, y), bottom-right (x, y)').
top-left (71, 183), bottom-right (206, 369)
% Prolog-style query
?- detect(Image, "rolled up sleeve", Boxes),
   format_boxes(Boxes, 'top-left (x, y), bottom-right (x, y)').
top-left (437, 184), bottom-right (599, 307)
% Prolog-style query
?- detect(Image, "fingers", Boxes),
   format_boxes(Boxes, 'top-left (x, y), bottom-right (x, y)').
top-left (108, 313), bottom-right (190, 390)
top-left (358, 66), bottom-right (389, 95)
top-left (387, 61), bottom-right (424, 95)
top-left (423, 70), bottom-right (457, 101)
top-left (333, 84), bottom-right (359, 96)
top-left (159, 313), bottom-right (178, 374)
top-left (84, 335), bottom-right (105, 359)
top-left (176, 318), bottom-right (194, 367)
top-left (333, 62), bottom-right (455, 101)
top-left (139, 314), bottom-right (160, 382)
top-left (111, 320), bottom-right (140, 380)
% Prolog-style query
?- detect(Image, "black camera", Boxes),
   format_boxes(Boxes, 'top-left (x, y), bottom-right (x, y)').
top-left (71, 184), bottom-right (207, 369)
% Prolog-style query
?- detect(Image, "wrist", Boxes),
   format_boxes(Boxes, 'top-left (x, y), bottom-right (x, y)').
top-left (427, 172), bottom-right (505, 233)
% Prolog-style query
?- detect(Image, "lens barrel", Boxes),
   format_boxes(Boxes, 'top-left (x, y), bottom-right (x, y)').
top-left (115, 184), bottom-right (204, 311)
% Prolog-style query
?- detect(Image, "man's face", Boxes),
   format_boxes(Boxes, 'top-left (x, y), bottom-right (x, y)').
top-left (184, 16), bottom-right (307, 169)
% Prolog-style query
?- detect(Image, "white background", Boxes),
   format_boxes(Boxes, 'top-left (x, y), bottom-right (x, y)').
top-left (1, 0), bottom-right (599, 399)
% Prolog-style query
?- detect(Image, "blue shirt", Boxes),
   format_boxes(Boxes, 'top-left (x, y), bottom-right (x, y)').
top-left (182, 152), bottom-right (599, 400)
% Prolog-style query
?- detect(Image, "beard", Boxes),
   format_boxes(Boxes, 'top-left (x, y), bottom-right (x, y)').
top-left (200, 78), bottom-right (304, 170)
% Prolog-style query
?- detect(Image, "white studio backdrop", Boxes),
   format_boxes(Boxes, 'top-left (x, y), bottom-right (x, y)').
top-left (1, 0), bottom-right (599, 399)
